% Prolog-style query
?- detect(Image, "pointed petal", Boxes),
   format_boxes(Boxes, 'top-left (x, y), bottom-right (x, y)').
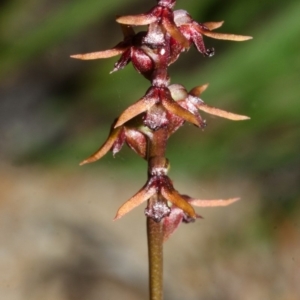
top-left (70, 48), bottom-right (126, 60)
top-left (201, 30), bottom-right (253, 41)
top-left (162, 96), bottom-right (201, 127)
top-left (189, 197), bottom-right (240, 207)
top-left (203, 21), bottom-right (224, 30)
top-left (116, 13), bottom-right (157, 25)
top-left (114, 185), bottom-right (156, 220)
top-left (196, 103), bottom-right (250, 120)
top-left (79, 127), bottom-right (122, 165)
top-left (162, 15), bottom-right (189, 48)
top-left (189, 83), bottom-right (209, 97)
top-left (161, 186), bottom-right (196, 218)
top-left (114, 96), bottom-right (157, 128)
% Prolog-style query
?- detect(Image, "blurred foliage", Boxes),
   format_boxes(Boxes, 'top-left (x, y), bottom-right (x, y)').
top-left (0, 0), bottom-right (299, 210)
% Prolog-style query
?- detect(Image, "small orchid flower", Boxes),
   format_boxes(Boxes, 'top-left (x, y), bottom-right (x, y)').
top-left (71, 25), bottom-right (156, 79)
top-left (114, 85), bottom-right (204, 129)
top-left (114, 157), bottom-right (197, 221)
top-left (169, 9), bottom-right (253, 63)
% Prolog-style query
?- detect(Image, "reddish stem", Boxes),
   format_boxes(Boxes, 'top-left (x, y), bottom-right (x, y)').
top-left (147, 127), bottom-right (168, 300)
top-left (147, 207), bottom-right (164, 300)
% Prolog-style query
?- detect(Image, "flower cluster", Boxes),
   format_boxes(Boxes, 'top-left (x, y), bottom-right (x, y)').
top-left (72, 0), bottom-right (251, 240)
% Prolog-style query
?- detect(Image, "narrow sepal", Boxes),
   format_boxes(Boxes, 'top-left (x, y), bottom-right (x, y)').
top-left (160, 185), bottom-right (196, 218)
top-left (196, 103), bottom-right (250, 121)
top-left (161, 15), bottom-right (189, 48)
top-left (114, 185), bottom-right (156, 220)
top-left (79, 127), bottom-right (122, 166)
top-left (162, 97), bottom-right (201, 127)
top-left (70, 48), bottom-right (126, 60)
top-left (116, 14), bottom-right (157, 25)
top-left (114, 96), bottom-right (157, 128)
top-left (200, 30), bottom-right (253, 41)
top-left (189, 197), bottom-right (240, 207)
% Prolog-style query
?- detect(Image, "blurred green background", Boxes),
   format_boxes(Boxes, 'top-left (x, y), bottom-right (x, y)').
top-left (0, 0), bottom-right (299, 299)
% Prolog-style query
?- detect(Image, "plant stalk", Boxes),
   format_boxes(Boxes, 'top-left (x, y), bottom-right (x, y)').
top-left (147, 213), bottom-right (164, 300)
top-left (147, 127), bottom-right (168, 300)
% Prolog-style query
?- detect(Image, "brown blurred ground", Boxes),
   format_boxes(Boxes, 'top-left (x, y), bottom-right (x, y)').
top-left (0, 163), bottom-right (299, 300)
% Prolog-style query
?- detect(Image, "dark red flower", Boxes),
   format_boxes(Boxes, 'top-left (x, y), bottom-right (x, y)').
top-left (114, 85), bottom-right (203, 129)
top-left (114, 157), bottom-right (197, 221)
top-left (71, 25), bottom-right (155, 79)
